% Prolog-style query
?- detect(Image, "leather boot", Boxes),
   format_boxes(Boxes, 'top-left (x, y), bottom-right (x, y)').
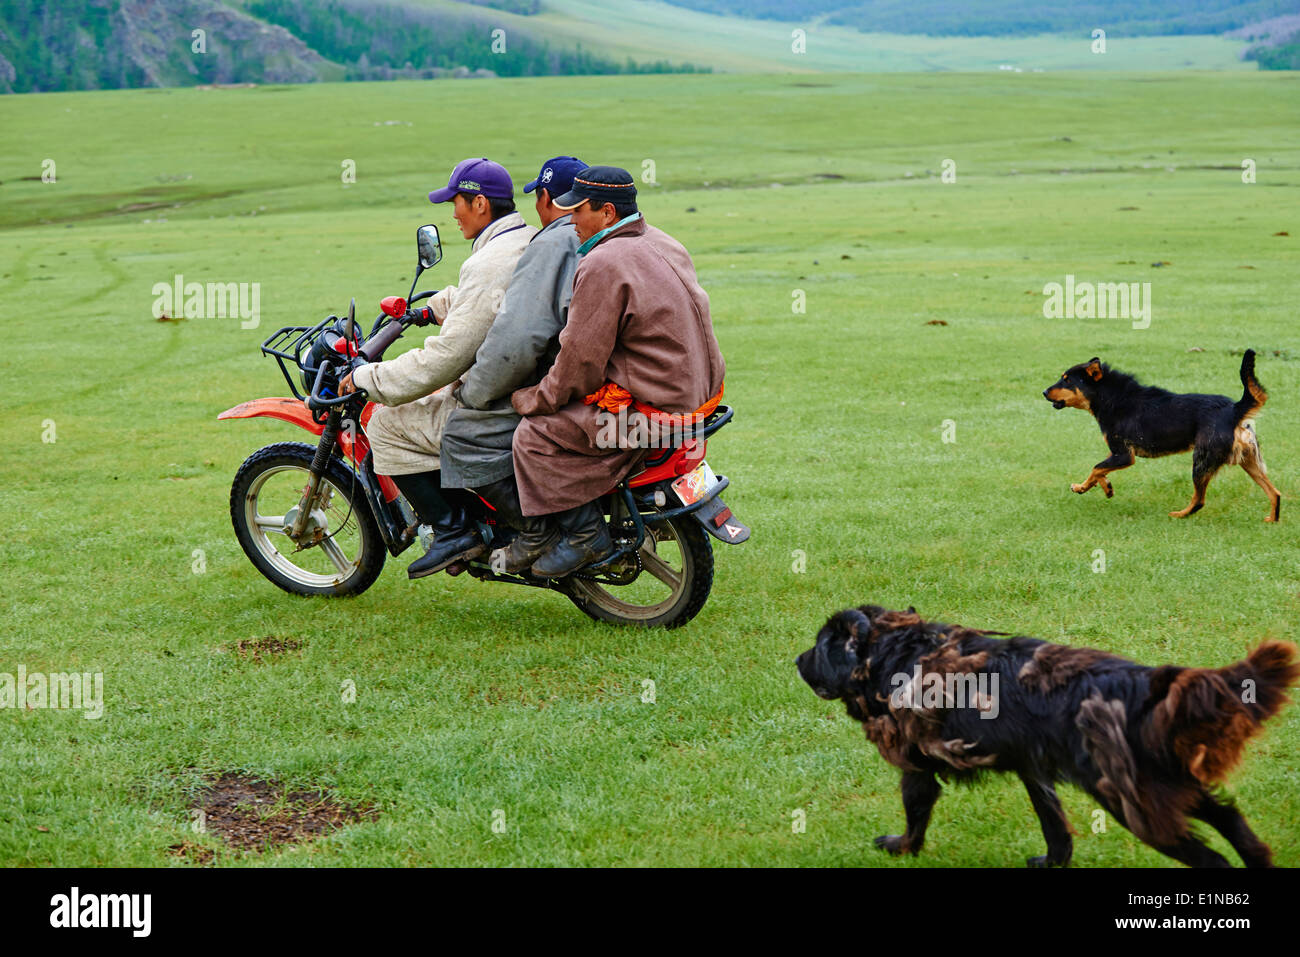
top-left (529, 500), bottom-right (614, 579)
top-left (474, 476), bottom-right (559, 574)
top-left (393, 472), bottom-right (485, 579)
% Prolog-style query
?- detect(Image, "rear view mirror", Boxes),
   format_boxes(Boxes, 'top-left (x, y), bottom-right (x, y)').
top-left (417, 224), bottom-right (442, 269)
top-left (408, 225), bottom-right (443, 301)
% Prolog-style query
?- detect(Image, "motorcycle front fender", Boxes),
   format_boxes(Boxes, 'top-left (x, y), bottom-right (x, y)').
top-left (218, 396), bottom-right (398, 502)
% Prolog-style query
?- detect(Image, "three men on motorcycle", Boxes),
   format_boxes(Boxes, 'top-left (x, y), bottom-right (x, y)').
top-left (349, 159), bottom-right (725, 582)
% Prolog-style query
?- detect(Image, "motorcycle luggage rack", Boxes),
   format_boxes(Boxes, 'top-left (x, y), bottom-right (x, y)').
top-left (261, 319), bottom-right (333, 401)
top-left (639, 405), bottom-right (733, 470)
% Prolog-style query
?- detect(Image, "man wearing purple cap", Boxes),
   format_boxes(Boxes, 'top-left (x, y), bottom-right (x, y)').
top-left (341, 157), bottom-right (535, 579)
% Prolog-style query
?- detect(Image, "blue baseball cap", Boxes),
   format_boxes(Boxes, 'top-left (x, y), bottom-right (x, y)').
top-left (524, 156), bottom-right (586, 199)
top-left (428, 157), bottom-right (514, 204)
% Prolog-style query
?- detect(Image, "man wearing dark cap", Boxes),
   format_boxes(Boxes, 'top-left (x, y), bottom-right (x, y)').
top-left (341, 157), bottom-right (535, 578)
top-left (423, 156), bottom-right (586, 570)
top-left (500, 165), bottom-right (727, 578)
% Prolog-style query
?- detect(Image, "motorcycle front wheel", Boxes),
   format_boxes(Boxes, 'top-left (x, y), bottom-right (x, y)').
top-left (561, 510), bottom-right (713, 629)
top-left (230, 442), bottom-right (385, 597)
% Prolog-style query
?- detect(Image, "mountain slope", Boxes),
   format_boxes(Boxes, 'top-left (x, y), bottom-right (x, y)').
top-left (0, 0), bottom-right (339, 93)
top-left (0, 0), bottom-right (1277, 93)
top-left (0, 0), bottom-right (703, 94)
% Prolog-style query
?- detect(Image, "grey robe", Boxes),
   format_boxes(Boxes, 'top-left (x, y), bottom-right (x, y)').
top-left (439, 215), bottom-right (579, 489)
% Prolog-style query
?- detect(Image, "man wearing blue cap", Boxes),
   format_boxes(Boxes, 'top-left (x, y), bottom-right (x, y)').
top-left (341, 157), bottom-right (535, 578)
top-left (430, 157), bottom-right (587, 571)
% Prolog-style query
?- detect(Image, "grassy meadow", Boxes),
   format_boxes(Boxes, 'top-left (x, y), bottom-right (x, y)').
top-left (1, 71), bottom-right (1298, 866)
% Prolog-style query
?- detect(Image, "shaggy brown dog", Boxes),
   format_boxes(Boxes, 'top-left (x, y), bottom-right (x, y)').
top-left (797, 605), bottom-right (1298, 867)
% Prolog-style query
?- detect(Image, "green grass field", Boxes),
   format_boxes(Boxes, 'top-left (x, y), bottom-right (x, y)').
top-left (1, 71), bottom-right (1297, 866)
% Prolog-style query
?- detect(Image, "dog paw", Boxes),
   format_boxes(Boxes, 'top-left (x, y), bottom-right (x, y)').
top-left (874, 835), bottom-right (907, 856)
top-left (1101, 485), bottom-right (1114, 498)
top-left (1071, 484), bottom-right (1087, 494)
top-left (1026, 854), bottom-right (1068, 868)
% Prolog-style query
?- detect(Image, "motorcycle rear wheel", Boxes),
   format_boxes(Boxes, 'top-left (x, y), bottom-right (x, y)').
top-left (561, 510), bottom-right (713, 629)
top-left (230, 442), bottom-right (385, 597)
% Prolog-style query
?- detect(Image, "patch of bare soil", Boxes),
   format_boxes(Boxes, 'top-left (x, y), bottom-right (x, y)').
top-left (184, 773), bottom-right (377, 855)
top-left (225, 635), bottom-right (305, 662)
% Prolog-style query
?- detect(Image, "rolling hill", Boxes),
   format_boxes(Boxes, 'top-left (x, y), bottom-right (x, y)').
top-left (0, 0), bottom-right (1290, 93)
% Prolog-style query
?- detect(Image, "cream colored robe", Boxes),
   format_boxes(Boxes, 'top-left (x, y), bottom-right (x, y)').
top-left (353, 212), bottom-right (535, 475)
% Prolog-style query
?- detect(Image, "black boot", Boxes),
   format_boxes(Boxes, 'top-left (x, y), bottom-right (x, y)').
top-left (392, 472), bottom-right (485, 579)
top-left (474, 476), bottom-right (559, 574)
top-left (529, 500), bottom-right (614, 579)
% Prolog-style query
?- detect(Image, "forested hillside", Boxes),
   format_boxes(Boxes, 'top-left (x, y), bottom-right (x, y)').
top-left (0, 0), bottom-right (705, 94)
top-left (247, 0), bottom-right (702, 81)
top-left (1, 0), bottom-right (1293, 93)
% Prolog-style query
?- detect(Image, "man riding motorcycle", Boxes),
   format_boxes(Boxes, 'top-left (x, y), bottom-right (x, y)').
top-left (338, 157), bottom-right (535, 578)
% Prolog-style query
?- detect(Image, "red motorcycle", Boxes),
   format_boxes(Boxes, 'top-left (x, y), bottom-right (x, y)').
top-left (219, 225), bottom-right (748, 628)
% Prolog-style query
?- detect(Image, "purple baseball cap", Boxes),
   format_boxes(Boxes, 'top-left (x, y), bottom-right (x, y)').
top-left (428, 157), bottom-right (514, 204)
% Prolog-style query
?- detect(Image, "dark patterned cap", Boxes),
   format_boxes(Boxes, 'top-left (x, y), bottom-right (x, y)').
top-left (552, 166), bottom-right (637, 210)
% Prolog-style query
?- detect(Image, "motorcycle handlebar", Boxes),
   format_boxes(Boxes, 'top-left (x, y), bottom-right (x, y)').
top-left (307, 360), bottom-right (333, 409)
top-left (307, 354), bottom-right (367, 411)
top-left (360, 302), bottom-right (436, 361)
top-left (360, 317), bottom-right (408, 361)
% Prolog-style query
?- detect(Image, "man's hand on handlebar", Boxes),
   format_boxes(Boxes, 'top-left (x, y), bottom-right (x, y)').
top-left (338, 356), bottom-right (369, 397)
top-left (408, 304), bottom-right (437, 327)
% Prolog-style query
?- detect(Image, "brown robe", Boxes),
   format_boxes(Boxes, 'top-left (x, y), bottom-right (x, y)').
top-left (510, 216), bottom-right (726, 516)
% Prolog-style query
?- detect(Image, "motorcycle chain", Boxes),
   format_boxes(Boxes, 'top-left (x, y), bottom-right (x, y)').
top-left (573, 539), bottom-right (642, 585)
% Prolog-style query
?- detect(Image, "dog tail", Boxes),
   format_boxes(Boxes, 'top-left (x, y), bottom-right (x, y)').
top-left (1234, 349), bottom-right (1268, 423)
top-left (1142, 641), bottom-right (1299, 786)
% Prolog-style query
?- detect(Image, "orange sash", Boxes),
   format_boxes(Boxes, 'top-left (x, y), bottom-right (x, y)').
top-left (584, 380), bottom-right (723, 428)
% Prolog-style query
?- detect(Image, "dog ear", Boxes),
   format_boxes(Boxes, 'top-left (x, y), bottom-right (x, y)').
top-left (1086, 358), bottom-right (1104, 381)
top-left (841, 608), bottom-right (874, 656)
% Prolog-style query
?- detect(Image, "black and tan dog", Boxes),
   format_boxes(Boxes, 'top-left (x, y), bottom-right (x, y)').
top-left (796, 605), bottom-right (1298, 867)
top-left (1042, 350), bottom-right (1281, 521)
